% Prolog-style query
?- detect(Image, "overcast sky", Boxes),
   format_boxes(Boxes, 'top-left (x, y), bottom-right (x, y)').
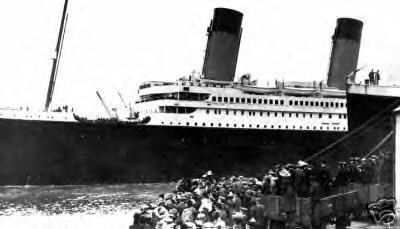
top-left (0, 0), bottom-right (399, 115)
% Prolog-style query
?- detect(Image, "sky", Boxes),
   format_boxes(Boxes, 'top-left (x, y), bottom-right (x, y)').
top-left (0, 0), bottom-right (399, 115)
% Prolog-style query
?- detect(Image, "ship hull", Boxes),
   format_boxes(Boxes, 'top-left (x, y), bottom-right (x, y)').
top-left (0, 118), bottom-right (344, 184)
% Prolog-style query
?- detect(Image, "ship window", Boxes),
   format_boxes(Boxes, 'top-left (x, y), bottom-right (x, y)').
top-left (289, 100), bottom-right (293, 105)
top-left (267, 112), bottom-right (270, 116)
top-left (186, 122), bottom-right (189, 126)
top-left (305, 101), bottom-right (309, 106)
top-left (253, 111), bottom-right (256, 116)
top-left (274, 112), bottom-right (277, 117)
top-left (295, 101), bottom-right (298, 106)
top-left (264, 99), bottom-right (268, 104)
top-left (280, 100), bottom-right (284, 105)
top-left (161, 122), bottom-right (164, 124)
top-left (310, 101), bottom-right (314, 106)
top-left (247, 98), bottom-right (251, 103)
top-left (300, 126), bottom-right (303, 129)
top-left (241, 98), bottom-right (245, 103)
top-left (315, 101), bottom-right (319, 106)
top-left (330, 102), bottom-right (334, 107)
top-left (319, 114), bottom-right (322, 118)
top-left (214, 109), bottom-right (217, 114)
top-left (195, 122), bottom-right (198, 126)
top-left (310, 113), bottom-right (312, 118)
top-left (339, 114), bottom-right (342, 119)
top-left (241, 111), bottom-right (244, 115)
top-left (307, 126), bottom-right (309, 130)
top-left (234, 111), bottom-right (237, 115)
top-left (335, 102), bottom-right (339, 107)
top-left (202, 123), bottom-right (206, 126)
top-left (218, 97), bottom-right (222, 102)
top-left (325, 102), bottom-right (329, 107)
top-left (300, 101), bottom-right (304, 106)
top-left (218, 109), bottom-right (221, 114)
top-left (258, 99), bottom-right (262, 104)
top-left (260, 112), bottom-right (263, 116)
top-left (178, 122), bottom-right (181, 125)
top-left (212, 96), bottom-right (216, 101)
top-left (289, 113), bottom-right (292, 117)
top-left (236, 98), bottom-right (240, 103)
top-left (206, 109), bottom-right (209, 114)
top-left (281, 113), bottom-right (284, 117)
top-left (314, 126), bottom-right (316, 130)
top-left (257, 124), bottom-right (260, 128)
top-left (329, 114), bottom-right (332, 119)
top-left (234, 124), bottom-right (237, 127)
top-left (264, 125), bottom-right (267, 128)
top-left (253, 98), bottom-right (257, 103)
top-left (211, 123), bottom-right (214, 126)
top-left (286, 125), bottom-right (288, 129)
top-left (226, 110), bottom-right (229, 115)
top-left (293, 126), bottom-right (295, 129)
top-left (327, 127), bottom-right (329, 130)
top-left (278, 125), bottom-right (281, 129)
top-left (230, 97), bottom-right (234, 103)
top-left (271, 125), bottom-right (274, 128)
top-left (224, 97), bottom-right (228, 102)
top-left (249, 124), bottom-right (252, 128)
top-left (296, 113), bottom-right (299, 118)
top-left (340, 103), bottom-right (344, 107)
top-left (242, 124), bottom-right (245, 127)
top-left (270, 99), bottom-right (273, 104)
top-left (226, 124), bottom-right (229, 127)
top-left (344, 114), bottom-right (347, 119)
top-left (275, 100), bottom-right (279, 105)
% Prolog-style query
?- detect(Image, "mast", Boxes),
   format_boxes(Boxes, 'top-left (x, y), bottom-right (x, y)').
top-left (44, 0), bottom-right (69, 111)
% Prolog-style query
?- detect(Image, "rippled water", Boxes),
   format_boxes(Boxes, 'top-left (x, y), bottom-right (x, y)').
top-left (0, 183), bottom-right (173, 229)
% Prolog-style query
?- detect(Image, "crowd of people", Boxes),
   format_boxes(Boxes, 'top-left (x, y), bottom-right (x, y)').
top-left (130, 152), bottom-right (390, 229)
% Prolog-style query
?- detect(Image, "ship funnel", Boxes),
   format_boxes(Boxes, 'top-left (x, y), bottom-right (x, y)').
top-left (327, 18), bottom-right (363, 90)
top-left (202, 8), bottom-right (243, 82)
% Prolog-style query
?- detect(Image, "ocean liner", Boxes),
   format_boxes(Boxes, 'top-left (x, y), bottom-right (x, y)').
top-left (0, 1), bottom-right (388, 184)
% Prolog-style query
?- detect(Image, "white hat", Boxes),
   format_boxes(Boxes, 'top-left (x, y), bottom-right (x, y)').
top-left (207, 170), bottom-right (213, 176)
top-left (249, 217), bottom-right (256, 223)
top-left (279, 169), bottom-right (291, 177)
top-left (298, 160), bottom-right (308, 167)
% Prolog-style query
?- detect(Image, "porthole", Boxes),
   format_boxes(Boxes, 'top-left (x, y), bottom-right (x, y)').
top-left (280, 100), bottom-right (284, 105)
top-left (178, 122), bottom-right (181, 125)
top-left (234, 111), bottom-right (237, 115)
top-left (247, 98), bottom-right (251, 103)
top-left (260, 112), bottom-right (263, 116)
top-left (211, 123), bottom-right (214, 127)
top-left (195, 122), bottom-right (198, 126)
top-left (264, 99), bottom-right (268, 104)
top-left (218, 123), bottom-right (221, 127)
top-left (271, 125), bottom-right (274, 128)
top-left (186, 122), bottom-right (189, 126)
top-left (258, 99), bottom-right (262, 104)
top-left (257, 124), bottom-right (260, 128)
top-left (253, 98), bottom-right (257, 104)
top-left (300, 126), bottom-right (303, 129)
top-left (234, 124), bottom-right (237, 127)
top-left (305, 101), bottom-right (309, 106)
top-left (170, 122), bottom-right (173, 125)
top-left (300, 101), bottom-right (304, 106)
top-left (307, 126), bottom-right (309, 130)
top-left (230, 98), bottom-right (234, 103)
top-left (278, 125), bottom-right (281, 129)
top-left (314, 127), bottom-right (316, 130)
top-left (320, 127), bottom-right (323, 130)
top-left (286, 126), bottom-right (288, 129)
top-left (264, 125), bottom-right (267, 128)
top-left (242, 124), bottom-right (245, 127)
top-left (161, 122), bottom-right (164, 124)
top-left (206, 110), bottom-right (209, 114)
top-left (289, 101), bottom-right (293, 105)
top-left (293, 126), bottom-right (295, 129)
top-left (202, 123), bottom-right (206, 126)
top-left (249, 124), bottom-right (252, 128)
top-left (226, 110), bottom-right (229, 115)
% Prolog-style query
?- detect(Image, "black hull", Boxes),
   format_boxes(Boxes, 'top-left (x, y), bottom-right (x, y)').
top-left (0, 118), bottom-right (344, 184)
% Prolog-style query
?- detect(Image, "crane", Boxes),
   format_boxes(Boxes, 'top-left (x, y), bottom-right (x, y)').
top-left (96, 91), bottom-right (117, 119)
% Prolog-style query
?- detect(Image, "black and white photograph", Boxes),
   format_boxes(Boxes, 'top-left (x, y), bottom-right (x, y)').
top-left (0, 0), bottom-right (399, 228)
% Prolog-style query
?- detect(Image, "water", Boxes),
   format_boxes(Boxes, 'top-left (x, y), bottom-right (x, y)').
top-left (0, 183), bottom-right (173, 229)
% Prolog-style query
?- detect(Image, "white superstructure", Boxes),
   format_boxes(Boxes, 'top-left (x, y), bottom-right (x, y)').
top-left (136, 77), bottom-right (348, 132)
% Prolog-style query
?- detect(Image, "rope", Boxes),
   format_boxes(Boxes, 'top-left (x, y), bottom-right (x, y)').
top-left (305, 99), bottom-right (400, 162)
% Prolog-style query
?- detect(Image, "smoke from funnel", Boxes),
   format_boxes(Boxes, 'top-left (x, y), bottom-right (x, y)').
top-left (202, 8), bottom-right (243, 82)
top-left (327, 18), bottom-right (363, 89)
